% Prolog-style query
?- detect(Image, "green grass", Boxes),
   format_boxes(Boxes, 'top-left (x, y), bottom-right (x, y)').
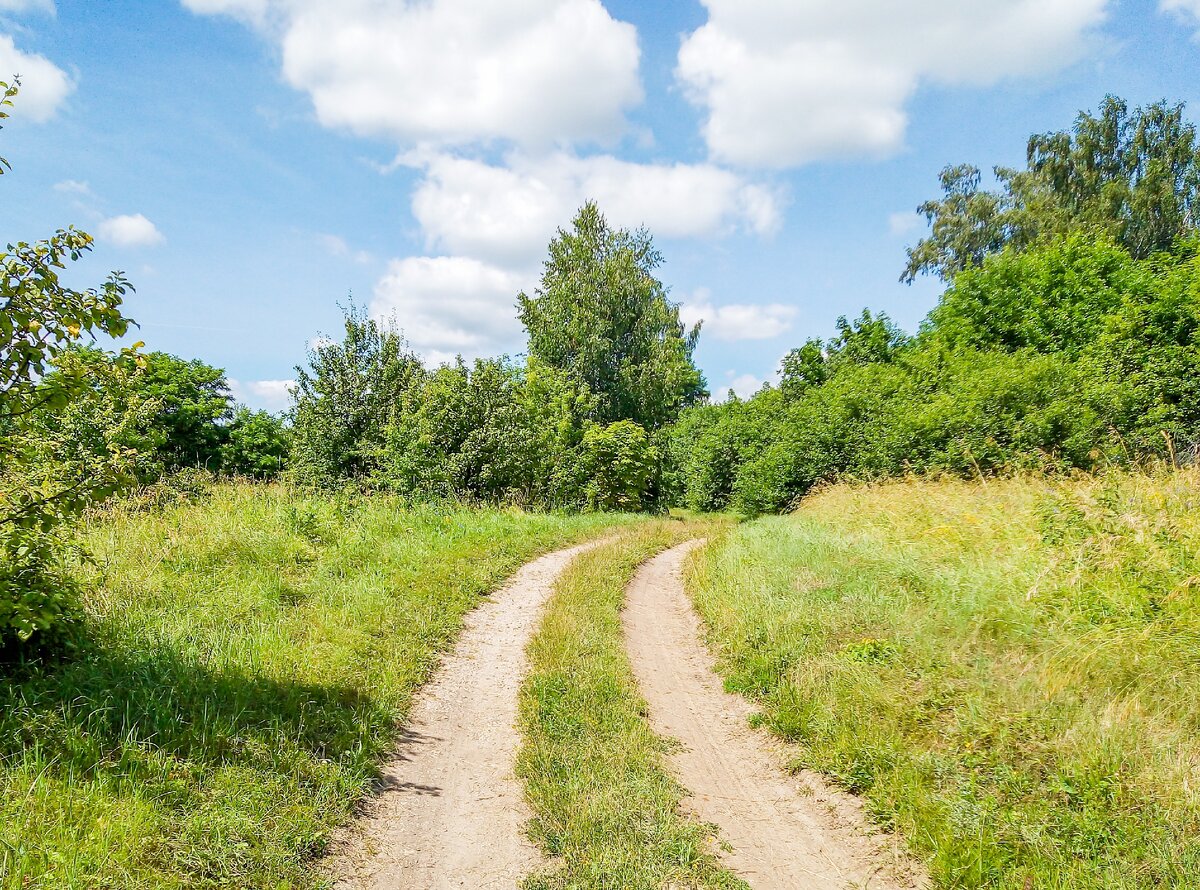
top-left (517, 519), bottom-right (745, 890)
top-left (0, 483), bottom-right (629, 889)
top-left (688, 470), bottom-right (1200, 889)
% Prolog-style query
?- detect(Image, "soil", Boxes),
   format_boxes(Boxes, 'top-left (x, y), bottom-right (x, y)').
top-left (622, 540), bottom-right (928, 890)
top-left (327, 540), bottom-right (602, 890)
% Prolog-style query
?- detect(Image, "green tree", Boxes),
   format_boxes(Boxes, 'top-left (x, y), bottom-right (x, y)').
top-left (0, 79), bottom-right (141, 648)
top-left (45, 348), bottom-right (238, 477)
top-left (221, 407), bottom-right (289, 478)
top-left (904, 97), bottom-right (1200, 282)
top-left (576, 420), bottom-right (658, 511)
top-left (291, 305), bottom-right (425, 485)
top-left (518, 202), bottom-right (706, 430)
top-left (779, 339), bottom-right (829, 400)
top-left (382, 357), bottom-right (596, 507)
top-left (779, 310), bottom-right (906, 401)
top-left (138, 352), bottom-right (233, 470)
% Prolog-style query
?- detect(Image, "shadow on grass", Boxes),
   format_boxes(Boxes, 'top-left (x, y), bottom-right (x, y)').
top-left (0, 636), bottom-right (390, 779)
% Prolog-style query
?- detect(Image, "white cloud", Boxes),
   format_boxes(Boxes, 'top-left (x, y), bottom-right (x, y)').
top-left (186, 0), bottom-right (641, 148)
top-left (677, 0), bottom-right (1109, 167)
top-left (888, 210), bottom-right (924, 237)
top-left (0, 0), bottom-right (54, 13)
top-left (181, 0), bottom-right (267, 26)
top-left (679, 289), bottom-right (796, 341)
top-left (370, 256), bottom-right (527, 363)
top-left (53, 178), bottom-right (92, 196)
top-left (97, 213), bottom-right (165, 248)
top-left (1162, 0), bottom-right (1200, 36)
top-left (409, 151), bottom-right (781, 268)
top-left (0, 34), bottom-right (72, 122)
top-left (317, 233), bottom-right (372, 264)
top-left (229, 378), bottom-right (295, 412)
top-left (721, 372), bottom-right (768, 400)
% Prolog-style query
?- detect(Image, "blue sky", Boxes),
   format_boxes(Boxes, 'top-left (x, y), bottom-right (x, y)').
top-left (2, 0), bottom-right (1199, 410)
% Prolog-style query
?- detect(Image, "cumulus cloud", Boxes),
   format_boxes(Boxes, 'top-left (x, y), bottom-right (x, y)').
top-left (184, 0), bottom-right (641, 147)
top-left (370, 256), bottom-right (528, 364)
top-left (677, 0), bottom-right (1109, 167)
top-left (720, 372), bottom-right (769, 400)
top-left (180, 0), bottom-right (267, 25)
top-left (53, 178), bottom-right (92, 196)
top-left (408, 151), bottom-right (781, 268)
top-left (229, 378), bottom-right (295, 412)
top-left (888, 210), bottom-right (924, 237)
top-left (679, 290), bottom-right (796, 341)
top-left (317, 233), bottom-right (372, 264)
top-left (97, 213), bottom-right (165, 248)
top-left (0, 34), bottom-right (72, 121)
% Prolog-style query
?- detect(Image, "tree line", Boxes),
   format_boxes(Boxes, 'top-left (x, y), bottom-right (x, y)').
top-left (6, 89), bottom-right (1200, 651)
top-left (670, 96), bottom-right (1200, 513)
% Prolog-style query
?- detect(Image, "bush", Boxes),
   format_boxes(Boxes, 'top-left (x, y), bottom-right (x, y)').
top-left (670, 235), bottom-right (1200, 515)
top-left (0, 527), bottom-right (82, 655)
top-left (222, 408), bottom-right (289, 478)
top-left (577, 421), bottom-right (658, 512)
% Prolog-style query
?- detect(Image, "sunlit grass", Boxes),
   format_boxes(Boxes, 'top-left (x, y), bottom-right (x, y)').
top-left (689, 469), bottom-right (1200, 889)
top-left (518, 519), bottom-right (745, 890)
top-left (0, 482), bottom-right (630, 889)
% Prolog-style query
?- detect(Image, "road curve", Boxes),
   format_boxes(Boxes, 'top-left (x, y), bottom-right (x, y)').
top-left (622, 541), bottom-right (926, 890)
top-left (329, 539), bottom-right (603, 890)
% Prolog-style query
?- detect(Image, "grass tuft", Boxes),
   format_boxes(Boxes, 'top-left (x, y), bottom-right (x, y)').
top-left (688, 469), bottom-right (1200, 889)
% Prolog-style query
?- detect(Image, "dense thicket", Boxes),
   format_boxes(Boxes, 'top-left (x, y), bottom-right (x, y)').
top-left (290, 205), bottom-right (700, 510)
top-left (672, 234), bottom-right (1200, 514)
top-left (667, 96), bottom-right (1200, 515)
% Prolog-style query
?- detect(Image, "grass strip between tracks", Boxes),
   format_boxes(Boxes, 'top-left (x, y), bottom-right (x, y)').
top-left (517, 518), bottom-right (745, 890)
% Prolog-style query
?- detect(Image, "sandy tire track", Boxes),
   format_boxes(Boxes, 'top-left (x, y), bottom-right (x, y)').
top-left (327, 539), bottom-right (604, 890)
top-left (622, 541), bottom-right (927, 890)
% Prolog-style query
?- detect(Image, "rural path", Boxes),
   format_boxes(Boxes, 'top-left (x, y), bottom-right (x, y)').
top-left (623, 541), bottom-right (927, 890)
top-left (329, 540), bottom-right (602, 890)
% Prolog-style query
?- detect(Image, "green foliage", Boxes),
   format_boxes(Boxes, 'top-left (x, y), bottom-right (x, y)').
top-left (671, 232), bottom-right (1200, 515)
top-left (290, 305), bottom-right (424, 485)
top-left (137, 351), bottom-right (233, 471)
top-left (42, 347), bottom-right (239, 480)
top-left (519, 202), bottom-right (706, 430)
top-left (0, 526), bottom-right (81, 653)
top-left (0, 79), bottom-right (141, 650)
top-left (295, 211), bottom-right (698, 512)
top-left (576, 420), bottom-right (658, 512)
top-left (221, 407), bottom-right (289, 478)
top-left (904, 97), bottom-right (1200, 282)
top-left (382, 357), bottom-right (595, 507)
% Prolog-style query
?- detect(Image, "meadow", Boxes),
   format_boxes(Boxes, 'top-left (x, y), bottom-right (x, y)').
top-left (689, 469), bottom-right (1200, 888)
top-left (0, 483), bottom-right (627, 889)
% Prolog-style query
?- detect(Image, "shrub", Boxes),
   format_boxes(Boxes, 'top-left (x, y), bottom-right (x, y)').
top-left (577, 420), bottom-right (658, 512)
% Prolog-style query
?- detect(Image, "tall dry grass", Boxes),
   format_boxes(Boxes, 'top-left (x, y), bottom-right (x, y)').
top-left (689, 469), bottom-right (1200, 888)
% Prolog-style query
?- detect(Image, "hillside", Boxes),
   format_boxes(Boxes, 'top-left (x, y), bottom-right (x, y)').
top-left (689, 470), bottom-right (1200, 887)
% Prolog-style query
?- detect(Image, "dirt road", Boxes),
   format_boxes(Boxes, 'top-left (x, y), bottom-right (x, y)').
top-left (329, 540), bottom-right (601, 890)
top-left (623, 541), bottom-right (926, 890)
